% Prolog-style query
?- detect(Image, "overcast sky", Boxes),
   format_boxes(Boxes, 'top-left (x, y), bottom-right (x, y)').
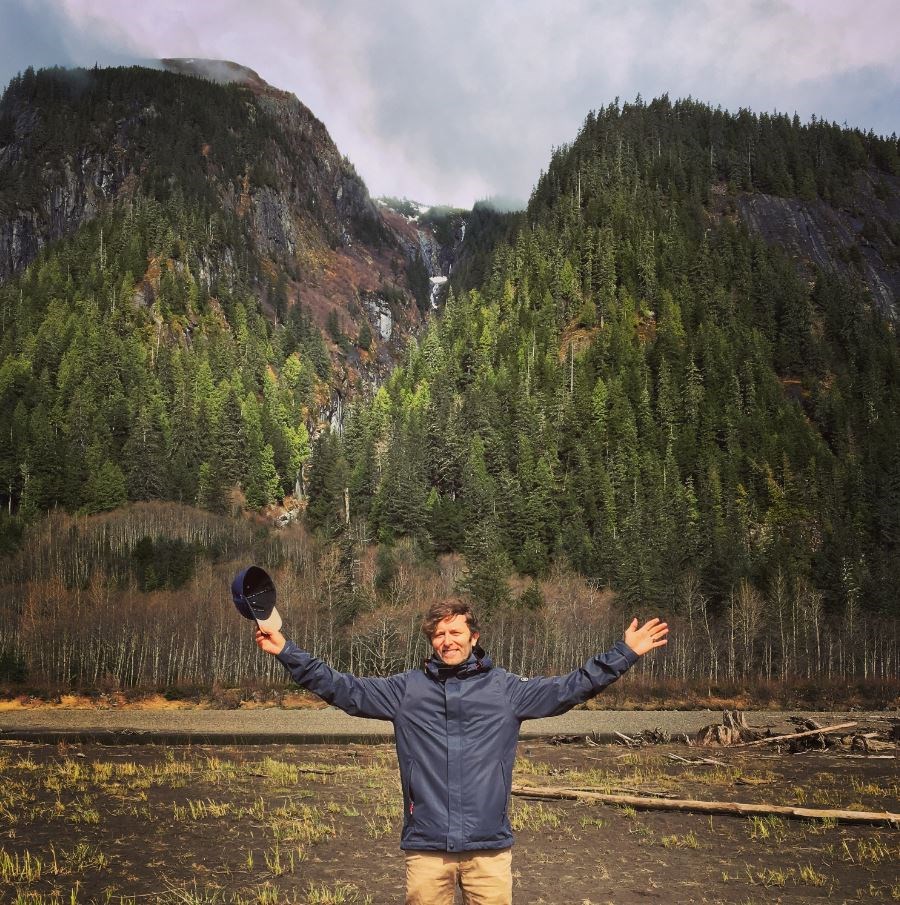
top-left (1, 0), bottom-right (898, 208)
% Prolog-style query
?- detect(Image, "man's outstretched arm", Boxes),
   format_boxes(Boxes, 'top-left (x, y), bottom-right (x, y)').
top-left (506, 617), bottom-right (668, 720)
top-left (256, 629), bottom-right (406, 721)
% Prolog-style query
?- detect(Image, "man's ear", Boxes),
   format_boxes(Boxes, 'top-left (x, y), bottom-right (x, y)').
top-left (471, 631), bottom-right (480, 645)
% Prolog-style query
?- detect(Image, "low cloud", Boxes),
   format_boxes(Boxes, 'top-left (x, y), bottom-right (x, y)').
top-left (0, 0), bottom-right (147, 80)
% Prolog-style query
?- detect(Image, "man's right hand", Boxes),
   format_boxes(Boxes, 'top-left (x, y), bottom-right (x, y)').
top-left (623, 617), bottom-right (668, 656)
top-left (255, 628), bottom-right (287, 656)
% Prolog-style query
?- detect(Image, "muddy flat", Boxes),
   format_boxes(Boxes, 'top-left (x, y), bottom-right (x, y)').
top-left (0, 738), bottom-right (896, 904)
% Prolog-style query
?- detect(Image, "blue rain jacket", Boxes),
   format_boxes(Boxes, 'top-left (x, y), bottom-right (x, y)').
top-left (276, 639), bottom-right (638, 851)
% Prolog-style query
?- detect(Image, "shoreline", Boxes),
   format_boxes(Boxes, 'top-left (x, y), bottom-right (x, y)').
top-left (1, 707), bottom-right (893, 746)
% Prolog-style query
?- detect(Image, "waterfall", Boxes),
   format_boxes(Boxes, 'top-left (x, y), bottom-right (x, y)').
top-left (429, 276), bottom-right (448, 309)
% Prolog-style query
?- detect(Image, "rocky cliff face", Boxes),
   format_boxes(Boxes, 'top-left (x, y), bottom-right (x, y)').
top-left (734, 170), bottom-right (900, 319)
top-left (0, 118), bottom-right (140, 281)
top-left (0, 61), bottom-right (390, 277)
top-left (377, 200), bottom-right (469, 311)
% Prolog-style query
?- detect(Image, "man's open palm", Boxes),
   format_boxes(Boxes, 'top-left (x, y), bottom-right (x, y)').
top-left (624, 617), bottom-right (668, 657)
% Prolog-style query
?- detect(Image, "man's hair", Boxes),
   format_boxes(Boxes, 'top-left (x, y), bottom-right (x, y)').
top-left (421, 598), bottom-right (480, 639)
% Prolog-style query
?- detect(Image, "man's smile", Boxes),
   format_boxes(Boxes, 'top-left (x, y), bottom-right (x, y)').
top-left (431, 614), bottom-right (479, 665)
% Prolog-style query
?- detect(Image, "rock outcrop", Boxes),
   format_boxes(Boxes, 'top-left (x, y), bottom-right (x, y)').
top-left (735, 170), bottom-right (900, 319)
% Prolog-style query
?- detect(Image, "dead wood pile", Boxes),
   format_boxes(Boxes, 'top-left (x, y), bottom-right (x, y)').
top-left (695, 711), bottom-right (898, 752)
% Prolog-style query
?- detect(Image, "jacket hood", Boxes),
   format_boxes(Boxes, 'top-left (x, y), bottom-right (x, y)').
top-left (424, 645), bottom-right (493, 680)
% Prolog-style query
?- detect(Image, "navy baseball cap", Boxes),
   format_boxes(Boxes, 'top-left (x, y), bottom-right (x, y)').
top-left (231, 566), bottom-right (282, 633)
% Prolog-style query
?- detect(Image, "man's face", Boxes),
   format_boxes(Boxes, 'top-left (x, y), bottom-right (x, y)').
top-left (430, 614), bottom-right (479, 666)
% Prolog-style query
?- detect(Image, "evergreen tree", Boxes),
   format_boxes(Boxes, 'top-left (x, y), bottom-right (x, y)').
top-left (122, 397), bottom-right (169, 500)
top-left (83, 461), bottom-right (127, 514)
top-left (196, 460), bottom-right (227, 513)
top-left (242, 392), bottom-right (280, 509)
top-left (305, 430), bottom-right (349, 536)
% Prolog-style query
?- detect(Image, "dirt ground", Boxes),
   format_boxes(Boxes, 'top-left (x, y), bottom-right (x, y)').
top-left (0, 739), bottom-right (896, 905)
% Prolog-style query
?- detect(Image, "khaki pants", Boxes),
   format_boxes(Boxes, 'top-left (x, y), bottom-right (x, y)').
top-left (405, 849), bottom-right (512, 905)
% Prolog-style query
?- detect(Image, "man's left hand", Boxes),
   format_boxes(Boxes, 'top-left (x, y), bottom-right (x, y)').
top-left (624, 617), bottom-right (669, 657)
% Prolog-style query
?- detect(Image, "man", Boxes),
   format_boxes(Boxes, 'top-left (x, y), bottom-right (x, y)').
top-left (255, 599), bottom-right (668, 904)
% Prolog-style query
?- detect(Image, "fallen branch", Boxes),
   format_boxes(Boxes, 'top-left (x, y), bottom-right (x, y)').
top-left (565, 785), bottom-right (677, 799)
top-left (733, 721), bottom-right (857, 748)
top-left (248, 768), bottom-right (336, 777)
top-left (667, 753), bottom-right (726, 767)
top-left (510, 783), bottom-right (899, 825)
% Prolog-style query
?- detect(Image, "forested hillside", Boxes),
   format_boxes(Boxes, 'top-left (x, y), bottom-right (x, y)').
top-left (305, 97), bottom-right (899, 683)
top-left (0, 197), bottom-right (321, 524)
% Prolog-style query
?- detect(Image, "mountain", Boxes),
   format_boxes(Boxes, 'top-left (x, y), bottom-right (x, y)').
top-left (530, 98), bottom-right (900, 320)
top-left (313, 95), bottom-right (899, 625)
top-left (1, 74), bottom-right (897, 693)
top-left (0, 61), bottom-right (471, 390)
top-left (1, 61), bottom-right (381, 280)
top-left (2, 69), bottom-right (899, 621)
top-left (0, 62), bottom-right (479, 523)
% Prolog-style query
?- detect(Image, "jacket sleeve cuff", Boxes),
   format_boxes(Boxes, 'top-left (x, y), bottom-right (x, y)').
top-left (614, 639), bottom-right (640, 667)
top-left (275, 638), bottom-right (299, 666)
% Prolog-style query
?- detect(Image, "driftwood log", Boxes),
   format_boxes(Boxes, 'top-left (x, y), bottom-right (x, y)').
top-left (511, 784), bottom-right (899, 826)
top-left (734, 721), bottom-right (858, 748)
top-left (613, 728), bottom-right (684, 748)
top-left (848, 733), bottom-right (895, 753)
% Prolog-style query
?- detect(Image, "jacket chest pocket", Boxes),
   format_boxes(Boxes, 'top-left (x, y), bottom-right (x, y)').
top-left (405, 761), bottom-right (417, 821)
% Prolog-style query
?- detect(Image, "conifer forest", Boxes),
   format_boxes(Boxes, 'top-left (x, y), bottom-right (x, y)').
top-left (0, 68), bottom-right (897, 699)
